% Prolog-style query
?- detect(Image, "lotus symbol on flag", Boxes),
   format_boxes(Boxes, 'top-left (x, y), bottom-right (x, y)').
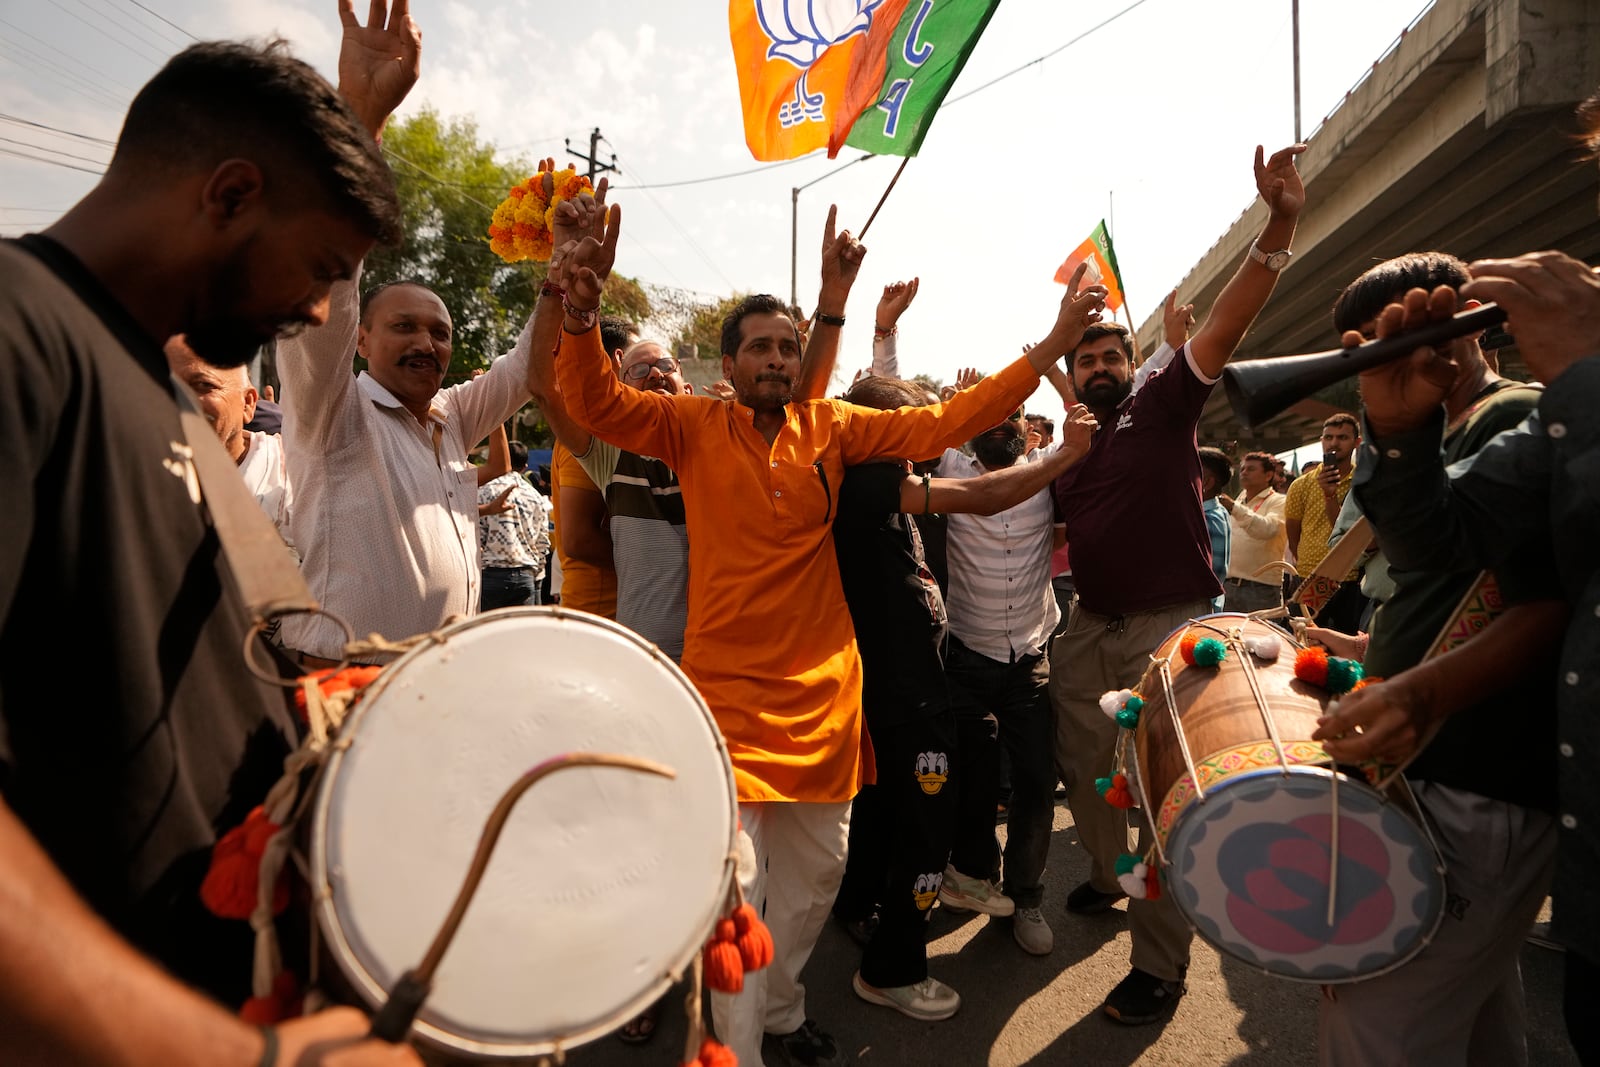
top-left (756, 0), bottom-right (885, 67)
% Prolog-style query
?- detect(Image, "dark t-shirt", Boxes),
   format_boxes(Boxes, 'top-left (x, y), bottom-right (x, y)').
top-left (1365, 382), bottom-right (1559, 811)
top-left (834, 463), bottom-right (950, 730)
top-left (0, 236), bottom-right (296, 1005)
top-left (1052, 345), bottom-right (1220, 614)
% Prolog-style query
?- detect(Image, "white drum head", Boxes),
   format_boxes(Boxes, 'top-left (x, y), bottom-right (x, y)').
top-left (311, 609), bottom-right (736, 1058)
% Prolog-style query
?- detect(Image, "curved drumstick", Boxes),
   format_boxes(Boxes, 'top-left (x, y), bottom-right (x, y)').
top-left (368, 752), bottom-right (678, 1043)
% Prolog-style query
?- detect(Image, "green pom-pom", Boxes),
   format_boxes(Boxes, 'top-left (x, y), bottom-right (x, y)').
top-left (1124, 694), bottom-right (1145, 713)
top-left (1193, 637), bottom-right (1228, 666)
top-left (1325, 656), bottom-right (1366, 694)
top-left (1115, 708), bottom-right (1140, 729)
top-left (1115, 853), bottom-right (1140, 877)
top-left (1095, 776), bottom-right (1112, 796)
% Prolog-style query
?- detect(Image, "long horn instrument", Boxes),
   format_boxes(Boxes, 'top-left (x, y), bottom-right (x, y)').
top-left (1221, 302), bottom-right (1507, 428)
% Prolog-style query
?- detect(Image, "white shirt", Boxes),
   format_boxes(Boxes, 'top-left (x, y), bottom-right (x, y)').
top-left (478, 472), bottom-right (551, 572)
top-left (237, 429), bottom-right (293, 552)
top-left (278, 271), bottom-right (533, 659)
top-left (1225, 488), bottom-right (1288, 583)
top-left (936, 448), bottom-right (1061, 661)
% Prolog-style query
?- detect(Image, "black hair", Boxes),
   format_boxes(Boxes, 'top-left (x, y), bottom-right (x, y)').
top-left (508, 441), bottom-right (529, 471)
top-left (112, 40), bottom-right (400, 244)
top-left (1073, 322), bottom-right (1134, 359)
top-left (600, 315), bottom-right (640, 358)
top-left (1198, 446), bottom-right (1233, 490)
top-left (1332, 251), bottom-right (1470, 334)
top-left (720, 294), bottom-right (796, 359)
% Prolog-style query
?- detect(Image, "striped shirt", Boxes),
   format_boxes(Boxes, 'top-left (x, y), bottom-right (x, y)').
top-left (936, 448), bottom-right (1060, 662)
top-left (577, 440), bottom-right (689, 661)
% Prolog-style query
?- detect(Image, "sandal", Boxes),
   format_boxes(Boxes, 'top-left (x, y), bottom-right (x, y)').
top-left (617, 1001), bottom-right (661, 1045)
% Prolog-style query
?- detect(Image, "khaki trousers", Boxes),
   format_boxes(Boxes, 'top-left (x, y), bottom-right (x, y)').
top-left (1049, 599), bottom-right (1210, 983)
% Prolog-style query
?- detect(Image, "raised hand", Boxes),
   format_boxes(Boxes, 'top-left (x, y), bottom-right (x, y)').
top-left (954, 367), bottom-right (982, 391)
top-left (336, 0), bottom-right (421, 137)
top-left (1045, 261), bottom-right (1109, 354)
top-left (876, 278), bottom-right (919, 330)
top-left (1356, 285), bottom-right (1462, 436)
top-left (1461, 251), bottom-right (1600, 386)
top-left (551, 175), bottom-right (609, 254)
top-left (1162, 288), bottom-right (1195, 349)
top-left (1254, 143), bottom-right (1307, 220)
top-left (705, 379), bottom-right (737, 401)
top-left (1059, 403), bottom-right (1098, 456)
top-left (1217, 493), bottom-right (1236, 511)
top-left (550, 203), bottom-right (622, 311)
top-left (817, 204), bottom-right (866, 314)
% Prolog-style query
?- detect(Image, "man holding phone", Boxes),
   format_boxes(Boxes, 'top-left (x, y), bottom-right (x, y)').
top-left (1284, 412), bottom-right (1367, 632)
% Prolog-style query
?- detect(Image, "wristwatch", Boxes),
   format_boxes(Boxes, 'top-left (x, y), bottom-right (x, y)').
top-left (1249, 241), bottom-right (1292, 272)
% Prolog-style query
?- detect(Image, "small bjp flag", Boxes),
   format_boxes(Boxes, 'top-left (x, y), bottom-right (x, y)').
top-left (1054, 220), bottom-right (1126, 314)
top-left (730, 0), bottom-right (1002, 161)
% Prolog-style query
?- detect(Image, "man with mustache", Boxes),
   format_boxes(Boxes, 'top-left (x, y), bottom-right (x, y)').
top-left (548, 196), bottom-right (1107, 1067)
top-left (1050, 143), bottom-right (1308, 1026)
top-left (275, 32), bottom-right (538, 667)
top-left (0, 0), bottom-right (426, 1061)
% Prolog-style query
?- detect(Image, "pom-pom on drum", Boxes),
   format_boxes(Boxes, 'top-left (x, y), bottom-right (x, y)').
top-left (1132, 613), bottom-right (1445, 983)
top-left (308, 608), bottom-right (738, 1059)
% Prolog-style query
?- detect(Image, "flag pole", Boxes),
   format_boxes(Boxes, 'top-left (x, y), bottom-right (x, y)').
top-left (858, 156), bottom-right (911, 239)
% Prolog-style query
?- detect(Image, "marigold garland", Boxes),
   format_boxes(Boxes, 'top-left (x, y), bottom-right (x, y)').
top-left (487, 167), bottom-right (595, 263)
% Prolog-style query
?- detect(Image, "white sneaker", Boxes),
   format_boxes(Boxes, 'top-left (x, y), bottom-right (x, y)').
top-left (1013, 906), bottom-right (1054, 955)
top-left (852, 971), bottom-right (961, 1021)
top-left (936, 864), bottom-right (1014, 917)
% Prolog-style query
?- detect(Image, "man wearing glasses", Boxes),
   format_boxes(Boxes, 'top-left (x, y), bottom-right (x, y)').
top-left (532, 335), bottom-right (695, 661)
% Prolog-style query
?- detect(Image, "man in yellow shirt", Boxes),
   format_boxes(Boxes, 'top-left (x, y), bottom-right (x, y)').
top-left (1284, 412), bottom-right (1366, 631)
top-left (550, 197), bottom-right (1106, 1067)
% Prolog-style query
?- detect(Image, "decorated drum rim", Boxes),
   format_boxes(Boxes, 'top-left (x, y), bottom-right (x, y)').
top-left (1154, 738), bottom-right (1332, 847)
top-left (309, 607), bottom-right (739, 1059)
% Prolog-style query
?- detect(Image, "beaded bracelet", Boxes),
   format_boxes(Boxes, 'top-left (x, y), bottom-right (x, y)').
top-left (563, 297), bottom-right (598, 331)
top-left (539, 281), bottom-right (566, 300)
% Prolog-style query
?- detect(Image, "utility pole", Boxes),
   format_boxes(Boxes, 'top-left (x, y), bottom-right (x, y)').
top-left (1292, 0), bottom-right (1303, 142)
top-left (565, 127), bottom-right (619, 183)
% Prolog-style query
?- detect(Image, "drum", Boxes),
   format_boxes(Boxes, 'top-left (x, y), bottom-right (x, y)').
top-left (1134, 613), bottom-right (1445, 983)
top-left (308, 608), bottom-right (737, 1058)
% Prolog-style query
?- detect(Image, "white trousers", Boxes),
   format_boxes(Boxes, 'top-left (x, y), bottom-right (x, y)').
top-left (710, 800), bottom-right (852, 1067)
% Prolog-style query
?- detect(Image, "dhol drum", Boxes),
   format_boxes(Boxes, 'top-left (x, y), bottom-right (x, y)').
top-left (1134, 613), bottom-right (1445, 983)
top-left (309, 608), bottom-right (737, 1059)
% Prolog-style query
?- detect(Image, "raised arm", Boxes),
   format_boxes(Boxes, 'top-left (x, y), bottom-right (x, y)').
top-left (1223, 492), bottom-right (1284, 540)
top-left (1188, 144), bottom-right (1306, 380)
top-left (905, 404), bottom-right (1098, 515)
top-left (870, 278), bottom-right (917, 378)
top-left (795, 205), bottom-right (865, 401)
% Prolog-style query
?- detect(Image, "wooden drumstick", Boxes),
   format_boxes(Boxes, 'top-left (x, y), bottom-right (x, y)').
top-left (368, 752), bottom-right (677, 1043)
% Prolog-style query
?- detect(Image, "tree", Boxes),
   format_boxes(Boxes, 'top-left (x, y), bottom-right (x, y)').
top-left (671, 292), bottom-right (749, 360)
top-left (365, 109), bottom-right (652, 381)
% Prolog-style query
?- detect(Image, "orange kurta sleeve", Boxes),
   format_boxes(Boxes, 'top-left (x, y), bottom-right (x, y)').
top-left (839, 354), bottom-right (1041, 465)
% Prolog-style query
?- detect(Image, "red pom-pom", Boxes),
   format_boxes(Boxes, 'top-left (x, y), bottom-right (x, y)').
top-left (1145, 866), bottom-right (1162, 901)
top-left (1179, 633), bottom-right (1199, 666)
top-left (732, 903), bottom-right (774, 971)
top-left (703, 939), bottom-right (744, 993)
top-left (293, 666), bottom-right (383, 722)
top-left (686, 1037), bottom-right (738, 1067)
top-left (239, 971), bottom-right (301, 1024)
top-left (200, 806), bottom-right (287, 920)
top-left (1104, 773), bottom-right (1136, 810)
top-left (1295, 647), bottom-right (1330, 687)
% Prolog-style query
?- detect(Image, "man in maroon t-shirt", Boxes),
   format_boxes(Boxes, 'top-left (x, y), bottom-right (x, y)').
top-left (1049, 143), bottom-right (1308, 1026)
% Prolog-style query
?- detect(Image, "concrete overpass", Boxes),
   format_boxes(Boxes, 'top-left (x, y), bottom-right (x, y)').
top-left (1135, 0), bottom-right (1600, 452)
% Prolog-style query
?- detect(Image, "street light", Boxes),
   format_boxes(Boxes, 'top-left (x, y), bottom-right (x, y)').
top-left (790, 153), bottom-right (876, 308)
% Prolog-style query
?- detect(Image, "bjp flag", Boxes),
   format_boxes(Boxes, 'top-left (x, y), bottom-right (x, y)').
top-left (1054, 220), bottom-right (1125, 314)
top-left (730, 0), bottom-right (1003, 161)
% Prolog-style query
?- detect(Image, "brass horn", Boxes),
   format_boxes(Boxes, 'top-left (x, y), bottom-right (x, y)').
top-left (1221, 303), bottom-right (1507, 428)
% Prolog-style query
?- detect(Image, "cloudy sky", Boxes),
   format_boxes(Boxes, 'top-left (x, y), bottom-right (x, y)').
top-left (1, 0), bottom-right (1429, 417)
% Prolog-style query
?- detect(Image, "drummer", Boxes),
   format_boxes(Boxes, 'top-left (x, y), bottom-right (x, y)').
top-left (547, 195), bottom-right (1107, 1067)
top-left (1048, 142), bottom-right (1307, 1026)
top-left (0, 3), bottom-right (422, 1064)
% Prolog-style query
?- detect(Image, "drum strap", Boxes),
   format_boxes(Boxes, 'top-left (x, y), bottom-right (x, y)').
top-left (1291, 517), bottom-right (1375, 620)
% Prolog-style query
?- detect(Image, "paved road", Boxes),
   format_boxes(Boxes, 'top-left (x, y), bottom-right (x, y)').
top-left (561, 801), bottom-right (1576, 1066)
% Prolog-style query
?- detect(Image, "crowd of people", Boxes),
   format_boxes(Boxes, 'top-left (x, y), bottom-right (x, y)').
top-left (3, 1), bottom-right (1599, 1065)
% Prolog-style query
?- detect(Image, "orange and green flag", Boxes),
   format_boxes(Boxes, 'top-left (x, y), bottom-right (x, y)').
top-left (730, 0), bottom-right (1003, 161)
top-left (1054, 220), bottom-right (1126, 314)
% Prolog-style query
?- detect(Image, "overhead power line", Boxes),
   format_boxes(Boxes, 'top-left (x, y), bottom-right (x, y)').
top-left (0, 145), bottom-right (104, 175)
top-left (0, 134), bottom-right (109, 166)
top-left (0, 112), bottom-right (118, 146)
top-left (118, 0), bottom-right (197, 41)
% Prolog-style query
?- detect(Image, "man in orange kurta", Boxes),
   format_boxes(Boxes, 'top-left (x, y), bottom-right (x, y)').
top-left (551, 204), bottom-right (1106, 1066)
